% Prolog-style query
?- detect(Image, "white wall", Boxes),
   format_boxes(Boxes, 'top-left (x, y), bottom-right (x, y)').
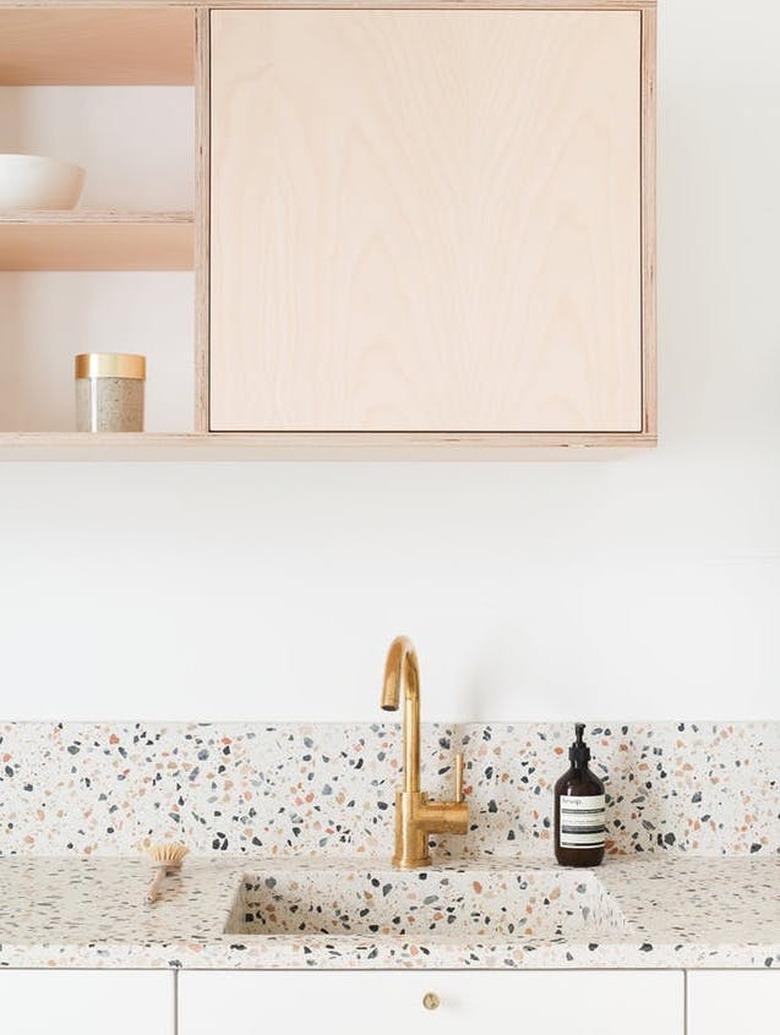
top-left (0, 0), bottom-right (778, 722)
top-left (0, 88), bottom-right (194, 432)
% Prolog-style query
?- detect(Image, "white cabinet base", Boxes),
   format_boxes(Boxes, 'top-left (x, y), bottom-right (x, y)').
top-left (688, 970), bottom-right (779, 1035)
top-left (0, 970), bottom-right (174, 1035)
top-left (180, 970), bottom-right (683, 1035)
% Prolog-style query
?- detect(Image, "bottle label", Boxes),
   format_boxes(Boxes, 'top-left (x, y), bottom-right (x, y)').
top-left (560, 794), bottom-right (606, 849)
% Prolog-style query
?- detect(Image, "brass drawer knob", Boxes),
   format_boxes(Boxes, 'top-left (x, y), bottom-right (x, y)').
top-left (422, 992), bottom-right (440, 1011)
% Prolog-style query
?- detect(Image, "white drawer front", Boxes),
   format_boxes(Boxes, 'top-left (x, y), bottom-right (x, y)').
top-left (179, 970), bottom-right (683, 1035)
top-left (0, 970), bottom-right (174, 1035)
top-left (688, 971), bottom-right (780, 1034)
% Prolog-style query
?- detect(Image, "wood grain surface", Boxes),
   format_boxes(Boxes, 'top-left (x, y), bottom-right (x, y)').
top-left (210, 10), bottom-right (642, 432)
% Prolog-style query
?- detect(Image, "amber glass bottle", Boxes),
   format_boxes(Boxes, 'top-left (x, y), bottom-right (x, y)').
top-left (554, 723), bottom-right (606, 867)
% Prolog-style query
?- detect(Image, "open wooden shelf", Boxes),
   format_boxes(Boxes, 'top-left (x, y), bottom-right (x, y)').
top-left (0, 211), bottom-right (194, 271)
top-left (0, 8), bottom-right (194, 85)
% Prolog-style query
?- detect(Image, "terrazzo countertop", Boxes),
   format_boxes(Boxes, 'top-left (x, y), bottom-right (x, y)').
top-left (0, 855), bottom-right (777, 971)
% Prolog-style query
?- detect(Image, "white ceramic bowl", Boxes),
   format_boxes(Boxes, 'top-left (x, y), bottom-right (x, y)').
top-left (0, 153), bottom-right (85, 211)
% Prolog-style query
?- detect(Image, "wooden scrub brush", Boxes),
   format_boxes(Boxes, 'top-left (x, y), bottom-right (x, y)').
top-left (146, 843), bottom-right (189, 904)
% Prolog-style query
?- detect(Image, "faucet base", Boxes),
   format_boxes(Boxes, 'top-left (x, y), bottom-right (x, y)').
top-left (392, 790), bottom-right (434, 870)
top-left (392, 789), bottom-right (468, 870)
top-left (391, 853), bottom-right (432, 871)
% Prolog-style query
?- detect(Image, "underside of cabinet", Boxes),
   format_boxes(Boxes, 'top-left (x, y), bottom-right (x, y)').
top-left (0, 429), bottom-right (654, 461)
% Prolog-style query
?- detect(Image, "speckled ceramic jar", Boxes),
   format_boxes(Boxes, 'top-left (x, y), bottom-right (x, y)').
top-left (75, 353), bottom-right (145, 432)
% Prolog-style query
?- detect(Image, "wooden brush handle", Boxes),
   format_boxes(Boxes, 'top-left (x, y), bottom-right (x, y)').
top-left (146, 868), bottom-right (166, 904)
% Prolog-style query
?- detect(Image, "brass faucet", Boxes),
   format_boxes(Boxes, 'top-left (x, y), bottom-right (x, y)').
top-left (381, 636), bottom-right (468, 869)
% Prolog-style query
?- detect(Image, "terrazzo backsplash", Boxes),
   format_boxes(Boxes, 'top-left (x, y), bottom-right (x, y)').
top-left (0, 721), bottom-right (777, 858)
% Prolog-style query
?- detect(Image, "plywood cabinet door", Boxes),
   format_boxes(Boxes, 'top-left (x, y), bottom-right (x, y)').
top-left (210, 10), bottom-right (643, 435)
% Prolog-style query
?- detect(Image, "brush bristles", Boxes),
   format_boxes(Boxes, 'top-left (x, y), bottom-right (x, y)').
top-left (147, 842), bottom-right (189, 868)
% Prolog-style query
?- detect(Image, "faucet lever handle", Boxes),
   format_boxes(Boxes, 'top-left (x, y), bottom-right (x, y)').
top-left (454, 752), bottom-right (464, 803)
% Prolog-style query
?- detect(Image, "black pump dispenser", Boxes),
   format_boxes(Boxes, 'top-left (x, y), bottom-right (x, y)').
top-left (569, 722), bottom-right (591, 766)
top-left (554, 722), bottom-right (605, 867)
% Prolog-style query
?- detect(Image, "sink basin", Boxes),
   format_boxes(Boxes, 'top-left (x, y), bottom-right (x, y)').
top-left (226, 861), bottom-right (626, 941)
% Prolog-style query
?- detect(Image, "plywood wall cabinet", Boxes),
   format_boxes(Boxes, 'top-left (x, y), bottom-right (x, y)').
top-left (0, 0), bottom-right (656, 457)
top-left (209, 5), bottom-right (656, 447)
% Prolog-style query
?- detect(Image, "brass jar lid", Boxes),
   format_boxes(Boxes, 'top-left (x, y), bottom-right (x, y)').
top-left (74, 353), bottom-right (146, 380)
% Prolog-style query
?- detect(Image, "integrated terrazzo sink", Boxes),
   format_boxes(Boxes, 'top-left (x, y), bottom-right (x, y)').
top-left (226, 861), bottom-right (627, 940)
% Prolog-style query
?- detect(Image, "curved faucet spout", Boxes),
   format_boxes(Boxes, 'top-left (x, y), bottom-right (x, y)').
top-left (381, 635), bottom-right (419, 710)
top-left (381, 635), bottom-right (420, 793)
top-left (380, 635), bottom-right (467, 868)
